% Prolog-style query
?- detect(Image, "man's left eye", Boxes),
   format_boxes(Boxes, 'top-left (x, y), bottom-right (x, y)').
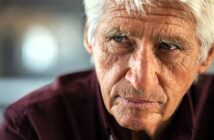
top-left (159, 42), bottom-right (180, 51)
top-left (112, 35), bottom-right (128, 43)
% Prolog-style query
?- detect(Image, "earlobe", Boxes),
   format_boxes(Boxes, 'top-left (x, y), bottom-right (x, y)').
top-left (198, 44), bottom-right (214, 74)
top-left (83, 22), bottom-right (93, 55)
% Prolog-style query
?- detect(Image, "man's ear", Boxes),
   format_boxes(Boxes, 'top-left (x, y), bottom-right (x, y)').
top-left (83, 22), bottom-right (93, 55)
top-left (198, 43), bottom-right (214, 73)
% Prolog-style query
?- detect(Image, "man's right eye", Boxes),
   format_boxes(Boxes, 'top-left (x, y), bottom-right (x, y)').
top-left (112, 35), bottom-right (128, 43)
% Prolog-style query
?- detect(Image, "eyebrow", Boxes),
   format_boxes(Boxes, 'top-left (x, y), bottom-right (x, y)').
top-left (107, 28), bottom-right (189, 40)
top-left (156, 33), bottom-right (193, 50)
top-left (105, 27), bottom-right (142, 39)
top-left (107, 28), bottom-right (130, 37)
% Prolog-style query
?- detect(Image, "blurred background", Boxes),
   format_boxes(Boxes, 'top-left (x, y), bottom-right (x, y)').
top-left (0, 0), bottom-right (214, 123)
top-left (0, 0), bottom-right (92, 122)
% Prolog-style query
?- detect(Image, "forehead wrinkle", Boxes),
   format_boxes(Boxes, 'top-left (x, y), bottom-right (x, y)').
top-left (144, 7), bottom-right (196, 27)
top-left (142, 22), bottom-right (193, 44)
top-left (152, 24), bottom-right (194, 47)
top-left (106, 6), bottom-right (195, 31)
top-left (105, 0), bottom-right (195, 21)
top-left (103, 0), bottom-right (196, 32)
top-left (107, 15), bottom-right (194, 39)
top-left (108, 7), bottom-right (189, 21)
top-left (111, 15), bottom-right (193, 30)
top-left (101, 5), bottom-right (196, 45)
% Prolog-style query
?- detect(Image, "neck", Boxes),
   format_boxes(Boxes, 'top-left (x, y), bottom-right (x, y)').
top-left (131, 131), bottom-right (151, 140)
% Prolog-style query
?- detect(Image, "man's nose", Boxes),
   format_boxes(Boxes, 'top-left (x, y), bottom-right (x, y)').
top-left (125, 44), bottom-right (159, 92)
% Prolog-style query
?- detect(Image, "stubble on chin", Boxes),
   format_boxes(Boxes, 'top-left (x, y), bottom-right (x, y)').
top-left (110, 101), bottom-right (162, 131)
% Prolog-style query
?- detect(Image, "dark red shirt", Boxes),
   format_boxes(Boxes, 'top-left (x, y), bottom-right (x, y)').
top-left (0, 70), bottom-right (213, 140)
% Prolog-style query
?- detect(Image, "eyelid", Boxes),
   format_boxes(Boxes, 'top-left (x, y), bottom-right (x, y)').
top-left (109, 33), bottom-right (129, 40)
top-left (113, 35), bottom-right (128, 42)
top-left (160, 39), bottom-right (183, 50)
top-left (107, 32), bottom-right (130, 43)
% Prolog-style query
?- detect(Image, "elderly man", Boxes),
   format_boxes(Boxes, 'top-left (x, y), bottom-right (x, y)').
top-left (1, 0), bottom-right (214, 140)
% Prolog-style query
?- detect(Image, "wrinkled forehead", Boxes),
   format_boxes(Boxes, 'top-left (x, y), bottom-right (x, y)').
top-left (98, 0), bottom-right (198, 41)
top-left (102, 0), bottom-right (196, 28)
top-left (104, 0), bottom-right (194, 18)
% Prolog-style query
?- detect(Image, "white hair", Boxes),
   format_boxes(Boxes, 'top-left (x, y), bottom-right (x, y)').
top-left (83, 0), bottom-right (214, 62)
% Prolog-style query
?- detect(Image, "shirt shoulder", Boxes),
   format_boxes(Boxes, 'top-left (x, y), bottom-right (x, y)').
top-left (191, 74), bottom-right (214, 107)
top-left (5, 70), bottom-right (97, 115)
top-left (191, 74), bottom-right (214, 139)
top-left (0, 70), bottom-right (100, 140)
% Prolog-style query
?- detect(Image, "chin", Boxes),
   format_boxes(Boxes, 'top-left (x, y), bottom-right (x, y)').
top-left (111, 105), bottom-right (162, 131)
top-left (117, 116), bottom-right (147, 131)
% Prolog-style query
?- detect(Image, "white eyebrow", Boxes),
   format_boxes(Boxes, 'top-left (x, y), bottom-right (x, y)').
top-left (107, 28), bottom-right (131, 37)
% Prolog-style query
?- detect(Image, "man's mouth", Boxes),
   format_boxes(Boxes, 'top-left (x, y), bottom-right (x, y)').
top-left (118, 97), bottom-right (162, 110)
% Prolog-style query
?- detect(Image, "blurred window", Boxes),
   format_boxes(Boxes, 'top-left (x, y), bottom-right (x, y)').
top-left (22, 25), bottom-right (58, 73)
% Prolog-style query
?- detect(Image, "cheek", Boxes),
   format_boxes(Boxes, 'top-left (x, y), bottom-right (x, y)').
top-left (160, 55), bottom-right (199, 120)
top-left (92, 43), bottom-right (130, 85)
top-left (92, 45), bottom-right (130, 108)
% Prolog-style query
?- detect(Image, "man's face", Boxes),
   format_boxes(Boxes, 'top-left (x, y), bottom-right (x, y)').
top-left (86, 1), bottom-right (205, 135)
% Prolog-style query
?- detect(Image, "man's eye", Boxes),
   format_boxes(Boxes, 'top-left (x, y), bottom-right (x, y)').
top-left (159, 42), bottom-right (180, 51)
top-left (112, 35), bottom-right (128, 43)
